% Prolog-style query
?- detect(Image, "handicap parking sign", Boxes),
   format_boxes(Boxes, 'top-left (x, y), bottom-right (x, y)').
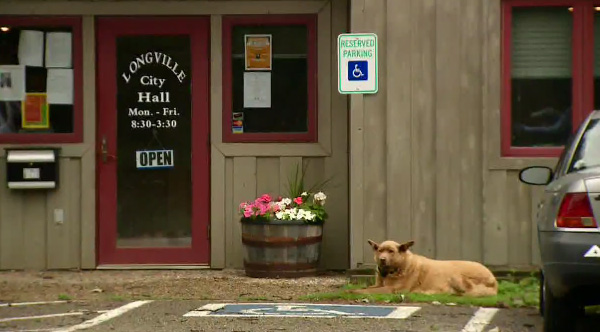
top-left (348, 60), bottom-right (368, 81)
top-left (338, 33), bottom-right (378, 93)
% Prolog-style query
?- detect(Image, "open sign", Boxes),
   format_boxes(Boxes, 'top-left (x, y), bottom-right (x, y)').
top-left (136, 149), bottom-right (174, 169)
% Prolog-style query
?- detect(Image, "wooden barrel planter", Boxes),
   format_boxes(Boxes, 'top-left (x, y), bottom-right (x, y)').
top-left (241, 218), bottom-right (323, 278)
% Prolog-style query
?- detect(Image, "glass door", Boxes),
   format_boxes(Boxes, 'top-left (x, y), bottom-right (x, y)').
top-left (96, 17), bottom-right (210, 265)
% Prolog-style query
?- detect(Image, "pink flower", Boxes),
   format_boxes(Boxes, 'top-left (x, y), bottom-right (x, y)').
top-left (277, 196), bottom-right (283, 202)
top-left (243, 206), bottom-right (253, 218)
top-left (259, 204), bottom-right (269, 215)
top-left (271, 203), bottom-right (280, 212)
top-left (239, 202), bottom-right (248, 210)
top-left (294, 197), bottom-right (303, 205)
top-left (260, 194), bottom-right (272, 204)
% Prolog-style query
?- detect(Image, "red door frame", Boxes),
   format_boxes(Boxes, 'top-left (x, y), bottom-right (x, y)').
top-left (96, 17), bottom-right (210, 265)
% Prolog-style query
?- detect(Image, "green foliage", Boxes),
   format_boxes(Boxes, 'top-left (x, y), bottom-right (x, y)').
top-left (299, 277), bottom-right (540, 308)
top-left (285, 161), bottom-right (333, 200)
top-left (240, 161), bottom-right (333, 223)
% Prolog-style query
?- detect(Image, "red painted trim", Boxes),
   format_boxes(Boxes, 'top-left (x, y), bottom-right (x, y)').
top-left (582, 4), bottom-right (595, 117)
top-left (0, 16), bottom-right (83, 144)
top-left (501, 1), bottom-right (593, 157)
top-left (500, 1), bottom-right (514, 157)
top-left (572, 3), bottom-right (584, 128)
top-left (503, 0), bottom-right (581, 6)
top-left (96, 17), bottom-right (210, 265)
top-left (221, 15), bottom-right (318, 143)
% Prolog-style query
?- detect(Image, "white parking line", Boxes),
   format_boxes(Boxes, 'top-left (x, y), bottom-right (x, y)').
top-left (386, 306), bottom-right (422, 319)
top-left (461, 307), bottom-right (499, 332)
top-left (54, 300), bottom-right (153, 332)
top-left (0, 329), bottom-right (57, 332)
top-left (184, 303), bottom-right (225, 316)
top-left (0, 301), bottom-right (71, 307)
top-left (0, 312), bottom-right (84, 323)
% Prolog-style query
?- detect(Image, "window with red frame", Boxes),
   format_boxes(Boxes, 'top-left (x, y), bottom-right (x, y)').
top-left (501, 1), bottom-right (600, 157)
top-left (0, 17), bottom-right (81, 143)
top-left (222, 15), bottom-right (317, 143)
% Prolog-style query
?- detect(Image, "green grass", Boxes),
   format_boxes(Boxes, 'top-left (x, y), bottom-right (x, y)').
top-left (299, 277), bottom-right (540, 308)
top-left (109, 294), bottom-right (126, 302)
top-left (57, 294), bottom-right (72, 301)
top-left (586, 305), bottom-right (600, 314)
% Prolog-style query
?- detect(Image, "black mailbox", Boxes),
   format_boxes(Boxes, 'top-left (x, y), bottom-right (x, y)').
top-left (5, 149), bottom-right (59, 190)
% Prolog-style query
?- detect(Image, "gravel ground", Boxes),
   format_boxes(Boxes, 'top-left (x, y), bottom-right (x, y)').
top-left (0, 269), bottom-right (348, 303)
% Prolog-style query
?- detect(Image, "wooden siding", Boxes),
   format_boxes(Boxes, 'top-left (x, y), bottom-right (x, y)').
top-left (0, 13), bottom-right (96, 270)
top-left (350, 0), bottom-right (546, 269)
top-left (214, 0), bottom-right (350, 269)
top-left (222, 155), bottom-right (348, 269)
top-left (0, 157), bottom-right (83, 269)
top-left (0, 0), bottom-right (551, 271)
top-left (0, 0), bottom-right (348, 270)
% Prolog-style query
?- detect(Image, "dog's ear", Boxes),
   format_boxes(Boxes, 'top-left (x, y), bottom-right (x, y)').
top-left (367, 239), bottom-right (379, 251)
top-left (398, 240), bottom-right (415, 252)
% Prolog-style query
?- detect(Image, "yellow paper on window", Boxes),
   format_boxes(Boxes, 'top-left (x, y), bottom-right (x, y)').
top-left (21, 93), bottom-right (50, 129)
top-left (245, 35), bottom-right (272, 71)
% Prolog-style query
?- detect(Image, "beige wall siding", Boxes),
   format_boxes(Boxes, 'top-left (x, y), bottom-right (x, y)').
top-left (351, 0), bottom-right (545, 269)
top-left (0, 11), bottom-right (96, 270)
top-left (0, 0), bottom-right (349, 270)
top-left (222, 156), bottom-right (348, 269)
top-left (212, 0), bottom-right (350, 269)
top-left (483, 170), bottom-right (543, 268)
top-left (0, 157), bottom-right (83, 269)
top-left (0, 0), bottom-right (550, 271)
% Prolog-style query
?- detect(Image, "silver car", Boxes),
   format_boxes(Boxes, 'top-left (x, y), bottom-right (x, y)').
top-left (519, 110), bottom-right (600, 332)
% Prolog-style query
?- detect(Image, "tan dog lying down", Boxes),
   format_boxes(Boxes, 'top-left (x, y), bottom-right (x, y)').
top-left (351, 239), bottom-right (498, 297)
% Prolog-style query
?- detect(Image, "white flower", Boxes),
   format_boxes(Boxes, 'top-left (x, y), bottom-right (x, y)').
top-left (313, 192), bottom-right (327, 205)
top-left (297, 209), bottom-right (306, 219)
top-left (301, 192), bottom-right (308, 197)
top-left (275, 211), bottom-right (285, 219)
top-left (281, 198), bottom-right (292, 205)
top-left (286, 207), bottom-right (297, 220)
top-left (276, 201), bottom-right (287, 210)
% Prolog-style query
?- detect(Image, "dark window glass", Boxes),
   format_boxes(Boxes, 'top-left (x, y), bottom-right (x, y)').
top-left (568, 118), bottom-right (600, 173)
top-left (593, 9), bottom-right (600, 110)
top-left (510, 7), bottom-right (573, 148)
top-left (115, 36), bottom-right (192, 248)
top-left (0, 26), bottom-right (74, 134)
top-left (231, 25), bottom-right (308, 134)
top-left (553, 132), bottom-right (576, 179)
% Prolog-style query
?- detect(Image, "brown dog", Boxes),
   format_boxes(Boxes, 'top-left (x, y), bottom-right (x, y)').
top-left (350, 239), bottom-right (498, 297)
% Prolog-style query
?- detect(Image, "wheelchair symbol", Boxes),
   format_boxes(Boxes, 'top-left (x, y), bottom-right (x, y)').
top-left (239, 305), bottom-right (364, 317)
top-left (348, 61), bottom-right (368, 81)
top-left (352, 64), bottom-right (364, 78)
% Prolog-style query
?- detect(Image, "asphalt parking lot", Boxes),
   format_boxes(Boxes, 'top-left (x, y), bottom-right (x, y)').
top-left (2, 270), bottom-right (600, 332)
top-left (0, 299), bottom-right (548, 332)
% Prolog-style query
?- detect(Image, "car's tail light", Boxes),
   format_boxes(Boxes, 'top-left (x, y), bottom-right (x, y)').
top-left (556, 193), bottom-right (598, 228)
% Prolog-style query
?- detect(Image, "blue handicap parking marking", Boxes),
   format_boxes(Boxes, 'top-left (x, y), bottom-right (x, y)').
top-left (348, 60), bottom-right (368, 81)
top-left (184, 303), bottom-right (421, 319)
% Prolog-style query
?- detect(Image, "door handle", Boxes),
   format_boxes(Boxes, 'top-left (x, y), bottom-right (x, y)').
top-left (100, 135), bottom-right (116, 163)
top-left (101, 135), bottom-right (109, 163)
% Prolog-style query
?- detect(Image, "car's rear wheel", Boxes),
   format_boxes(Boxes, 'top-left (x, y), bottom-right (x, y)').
top-left (543, 279), bottom-right (581, 332)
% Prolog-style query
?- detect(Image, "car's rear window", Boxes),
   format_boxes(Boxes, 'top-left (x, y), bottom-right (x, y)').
top-left (568, 118), bottom-right (600, 173)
